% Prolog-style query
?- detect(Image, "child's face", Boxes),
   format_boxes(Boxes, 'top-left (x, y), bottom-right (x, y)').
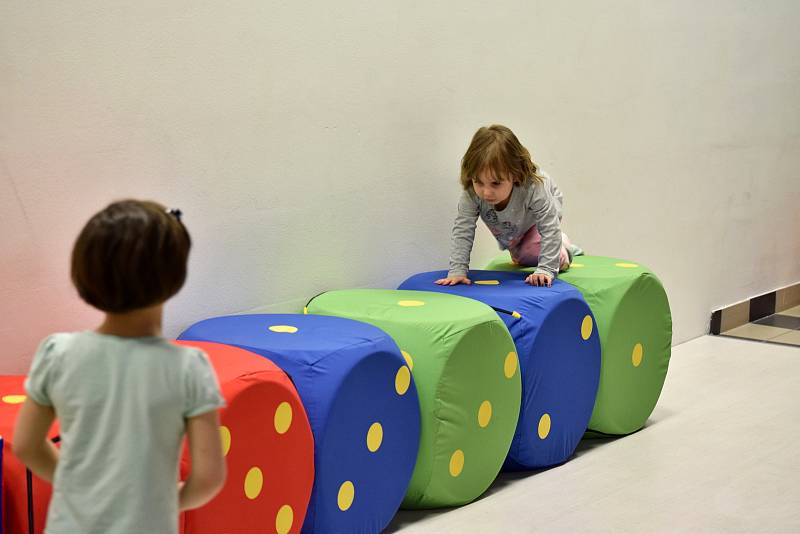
top-left (472, 169), bottom-right (514, 207)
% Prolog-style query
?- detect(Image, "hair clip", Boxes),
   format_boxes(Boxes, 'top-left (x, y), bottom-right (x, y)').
top-left (166, 208), bottom-right (183, 221)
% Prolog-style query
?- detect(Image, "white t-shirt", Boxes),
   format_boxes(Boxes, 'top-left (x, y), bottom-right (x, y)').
top-left (24, 331), bottom-right (225, 534)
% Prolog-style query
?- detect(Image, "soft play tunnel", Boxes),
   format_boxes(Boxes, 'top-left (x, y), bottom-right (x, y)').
top-left (485, 254), bottom-right (672, 435)
top-left (398, 270), bottom-right (601, 470)
top-left (306, 290), bottom-right (521, 508)
top-left (0, 376), bottom-right (56, 534)
top-left (179, 314), bottom-right (420, 534)
top-left (174, 341), bottom-right (314, 534)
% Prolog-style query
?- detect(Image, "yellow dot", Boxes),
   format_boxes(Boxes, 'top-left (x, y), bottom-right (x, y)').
top-left (401, 350), bottom-right (414, 370)
top-left (398, 300), bottom-right (425, 307)
top-left (303, 307), bottom-right (308, 315)
top-left (632, 343), bottom-right (644, 367)
top-left (220, 426), bottom-right (231, 456)
top-left (244, 467), bottom-right (263, 499)
top-left (395, 365), bottom-right (411, 395)
top-left (475, 280), bottom-right (500, 285)
top-left (274, 402), bottom-right (293, 434)
top-left (276, 505), bottom-right (294, 534)
top-left (449, 449), bottom-right (465, 477)
top-left (338, 481), bottom-right (355, 511)
top-left (538, 413), bottom-right (551, 439)
top-left (615, 262), bottom-right (639, 268)
top-left (504, 352), bottom-right (518, 379)
top-left (511, 311), bottom-right (522, 318)
top-left (366, 422), bottom-right (383, 452)
top-left (581, 315), bottom-right (593, 340)
top-left (477, 400), bottom-right (492, 428)
top-left (1, 395), bottom-right (26, 404)
top-left (269, 325), bottom-right (298, 333)
top-left (571, 263), bottom-right (585, 268)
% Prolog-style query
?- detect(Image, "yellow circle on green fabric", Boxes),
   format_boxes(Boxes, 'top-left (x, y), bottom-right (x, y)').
top-left (244, 467), bottom-right (263, 499)
top-left (615, 262), bottom-right (639, 268)
top-left (449, 449), bottom-right (465, 477)
top-left (398, 300), bottom-right (425, 307)
top-left (220, 425), bottom-right (231, 456)
top-left (477, 400), bottom-right (492, 428)
top-left (276, 505), bottom-right (294, 534)
top-left (367, 422), bottom-right (383, 452)
top-left (538, 413), bottom-right (552, 439)
top-left (581, 315), bottom-right (593, 340)
top-left (303, 307), bottom-right (308, 315)
top-left (395, 365), bottom-right (411, 395)
top-left (504, 352), bottom-right (518, 379)
top-left (401, 350), bottom-right (414, 370)
top-left (475, 280), bottom-right (500, 285)
top-left (338, 481), bottom-right (355, 511)
top-left (571, 263), bottom-right (585, 268)
top-left (632, 343), bottom-right (644, 367)
top-left (1, 395), bottom-right (26, 404)
top-left (269, 325), bottom-right (298, 333)
top-left (274, 402), bottom-right (293, 434)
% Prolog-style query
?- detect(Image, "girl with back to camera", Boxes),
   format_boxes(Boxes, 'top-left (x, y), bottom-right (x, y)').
top-left (13, 200), bottom-right (226, 534)
top-left (436, 124), bottom-right (582, 288)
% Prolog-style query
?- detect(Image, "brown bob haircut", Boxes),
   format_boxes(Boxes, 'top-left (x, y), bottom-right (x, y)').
top-left (71, 199), bottom-right (191, 313)
top-left (460, 124), bottom-right (545, 190)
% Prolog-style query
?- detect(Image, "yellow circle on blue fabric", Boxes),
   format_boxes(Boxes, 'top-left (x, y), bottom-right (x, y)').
top-left (478, 401), bottom-right (492, 428)
top-left (338, 481), bottom-right (355, 511)
top-left (475, 280), bottom-right (500, 285)
top-left (244, 467), bottom-right (263, 499)
top-left (276, 505), bottom-right (293, 534)
top-left (220, 425), bottom-right (231, 456)
top-left (395, 366), bottom-right (411, 395)
top-left (504, 352), bottom-right (518, 379)
top-left (274, 402), bottom-right (293, 434)
top-left (632, 343), bottom-right (644, 367)
top-left (538, 414), bottom-right (551, 439)
top-left (269, 325), bottom-right (298, 333)
top-left (581, 315), bottom-right (593, 340)
top-left (449, 449), bottom-right (465, 477)
top-left (367, 422), bottom-right (383, 452)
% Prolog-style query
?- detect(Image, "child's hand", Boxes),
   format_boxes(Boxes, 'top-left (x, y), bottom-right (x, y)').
top-left (435, 276), bottom-right (472, 286)
top-left (525, 273), bottom-right (552, 287)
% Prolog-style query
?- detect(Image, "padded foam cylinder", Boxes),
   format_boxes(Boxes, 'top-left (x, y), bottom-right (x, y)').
top-left (306, 290), bottom-right (521, 508)
top-left (398, 270), bottom-right (601, 469)
top-left (178, 314), bottom-right (420, 534)
top-left (485, 253), bottom-right (672, 435)
top-left (0, 376), bottom-right (57, 534)
top-left (175, 341), bottom-right (314, 534)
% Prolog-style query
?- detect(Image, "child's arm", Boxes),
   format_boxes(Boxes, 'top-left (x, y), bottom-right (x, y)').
top-left (179, 409), bottom-right (226, 511)
top-left (436, 190), bottom-right (480, 286)
top-left (525, 185), bottom-right (563, 287)
top-left (12, 397), bottom-right (58, 483)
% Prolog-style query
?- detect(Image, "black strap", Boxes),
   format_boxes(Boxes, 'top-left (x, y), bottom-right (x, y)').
top-left (26, 468), bottom-right (34, 534)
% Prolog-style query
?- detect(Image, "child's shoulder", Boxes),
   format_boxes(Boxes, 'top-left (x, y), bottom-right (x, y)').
top-left (35, 331), bottom-right (80, 356)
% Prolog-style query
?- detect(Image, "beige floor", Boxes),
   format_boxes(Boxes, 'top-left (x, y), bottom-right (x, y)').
top-left (387, 335), bottom-right (800, 533)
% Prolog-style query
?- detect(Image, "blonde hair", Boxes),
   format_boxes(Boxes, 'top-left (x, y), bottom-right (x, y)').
top-left (459, 124), bottom-right (545, 190)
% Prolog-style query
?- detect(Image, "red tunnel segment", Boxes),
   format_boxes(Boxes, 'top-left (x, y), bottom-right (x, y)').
top-left (176, 341), bottom-right (314, 534)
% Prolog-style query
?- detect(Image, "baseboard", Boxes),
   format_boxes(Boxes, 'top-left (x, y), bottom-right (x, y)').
top-left (710, 282), bottom-right (800, 335)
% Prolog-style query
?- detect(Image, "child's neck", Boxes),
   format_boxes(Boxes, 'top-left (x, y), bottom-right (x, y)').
top-left (97, 304), bottom-right (164, 338)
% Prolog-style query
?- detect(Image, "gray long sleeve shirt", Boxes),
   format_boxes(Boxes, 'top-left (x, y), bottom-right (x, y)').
top-left (447, 172), bottom-right (564, 279)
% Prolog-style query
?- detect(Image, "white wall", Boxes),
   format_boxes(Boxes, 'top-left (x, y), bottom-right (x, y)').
top-left (2, 1), bottom-right (799, 373)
